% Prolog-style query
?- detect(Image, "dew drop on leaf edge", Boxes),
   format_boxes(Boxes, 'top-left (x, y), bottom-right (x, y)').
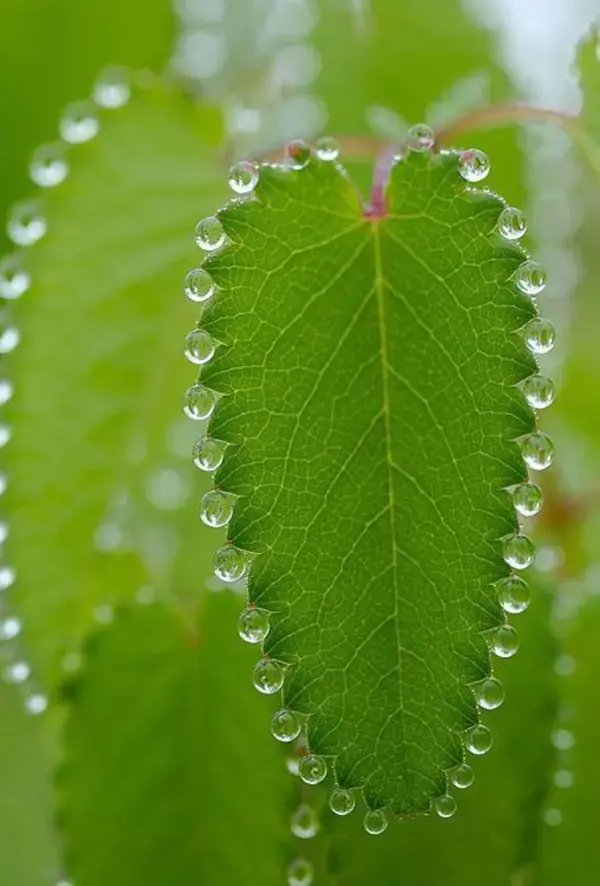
top-left (315, 136), bottom-right (339, 161)
top-left (271, 708), bottom-right (302, 742)
top-left (451, 763), bottom-right (474, 789)
top-left (253, 658), bottom-right (284, 694)
top-left (408, 123), bottom-right (435, 152)
top-left (492, 624), bottom-right (519, 659)
top-left (497, 575), bottom-right (531, 614)
top-left (299, 754), bottom-right (327, 785)
top-left (503, 534), bottom-right (535, 570)
top-left (522, 374), bottom-right (555, 410)
top-left (214, 545), bottom-right (247, 582)
top-left (195, 216), bottom-right (226, 252)
top-left (285, 139), bottom-right (311, 169)
top-left (329, 786), bottom-right (356, 816)
top-left (458, 149), bottom-right (490, 183)
top-left (200, 489), bottom-right (234, 528)
top-left (498, 206), bottom-right (527, 240)
top-left (475, 676), bottom-right (504, 711)
top-left (238, 607), bottom-right (270, 644)
top-left (524, 318), bottom-right (555, 355)
top-left (434, 794), bottom-right (457, 818)
top-left (465, 724), bottom-right (493, 756)
top-left (183, 384), bottom-right (216, 420)
top-left (184, 329), bottom-right (216, 365)
top-left (228, 160), bottom-right (259, 195)
top-left (521, 432), bottom-right (554, 471)
top-left (515, 260), bottom-right (546, 296)
top-left (513, 482), bottom-right (543, 518)
top-left (363, 809), bottom-right (388, 835)
top-left (185, 267), bottom-right (215, 302)
top-left (192, 437), bottom-right (224, 472)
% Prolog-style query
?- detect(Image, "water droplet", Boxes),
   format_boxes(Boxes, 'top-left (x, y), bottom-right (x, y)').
top-left (253, 658), bottom-right (284, 694)
top-left (498, 207), bottom-right (527, 240)
top-left (93, 66), bottom-right (131, 108)
top-left (513, 483), bottom-right (543, 518)
top-left (287, 857), bottom-right (314, 886)
top-left (299, 754), bottom-right (327, 785)
top-left (291, 802), bottom-right (320, 838)
top-left (434, 794), bottom-right (457, 818)
top-left (523, 318), bottom-right (555, 355)
top-left (7, 200), bottom-right (47, 246)
top-left (316, 136), bottom-right (339, 161)
top-left (497, 575), bottom-right (530, 614)
top-left (271, 708), bottom-right (301, 742)
top-left (192, 437), bottom-right (224, 472)
top-left (363, 809), bottom-right (388, 835)
top-left (0, 380), bottom-right (13, 406)
top-left (184, 268), bottom-right (215, 303)
top-left (4, 660), bottom-right (31, 683)
top-left (184, 329), bottom-right (216, 365)
top-left (0, 616), bottom-right (22, 640)
top-left (30, 144), bottom-right (69, 188)
top-left (329, 786), bottom-right (356, 816)
top-left (285, 140), bottom-right (312, 170)
top-left (238, 607), bottom-right (270, 644)
top-left (195, 216), bottom-right (226, 252)
top-left (451, 763), bottom-right (474, 789)
top-left (214, 545), bottom-right (247, 583)
top-left (228, 160), bottom-right (259, 195)
top-left (408, 123), bottom-right (435, 151)
top-left (286, 754), bottom-right (300, 776)
top-left (475, 676), bottom-right (504, 710)
top-left (522, 374), bottom-right (555, 410)
top-left (0, 327), bottom-right (20, 354)
top-left (552, 728), bottom-right (574, 751)
top-left (458, 149), bottom-right (490, 182)
top-left (554, 654), bottom-right (576, 676)
top-left (515, 260), bottom-right (546, 296)
top-left (0, 255), bottom-right (30, 299)
top-left (465, 724), bottom-right (493, 755)
top-left (544, 808), bottom-right (562, 827)
top-left (0, 425), bottom-right (11, 448)
top-left (183, 384), bottom-right (216, 420)
top-left (492, 624), bottom-right (519, 659)
top-left (0, 565), bottom-right (16, 590)
top-left (200, 489), bottom-right (234, 528)
top-left (59, 101), bottom-right (99, 144)
top-left (521, 432), bottom-right (554, 471)
top-left (25, 692), bottom-right (48, 715)
top-left (554, 769), bottom-right (574, 789)
top-left (503, 534), bottom-right (535, 570)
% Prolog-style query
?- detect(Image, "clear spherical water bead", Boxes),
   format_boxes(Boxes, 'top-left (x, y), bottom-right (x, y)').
top-left (458, 149), bottom-right (490, 183)
top-left (497, 575), bottom-right (530, 614)
top-left (503, 534), bottom-right (535, 570)
top-left (59, 101), bottom-right (99, 144)
top-left (228, 160), bottom-right (259, 195)
top-left (94, 66), bottom-right (131, 109)
top-left (451, 763), bottom-right (474, 789)
top-left (183, 384), bottom-right (216, 420)
top-left (475, 676), bottom-right (504, 710)
top-left (291, 803), bottom-right (320, 838)
top-left (363, 809), bottom-right (388, 835)
top-left (316, 136), bottom-right (339, 161)
top-left (329, 787), bottom-right (356, 816)
top-left (185, 268), bottom-right (215, 303)
top-left (184, 328), bottom-right (216, 365)
top-left (285, 139), bottom-right (311, 169)
top-left (513, 482), bottom-right (543, 518)
top-left (195, 216), bottom-right (226, 252)
top-left (7, 200), bottom-right (47, 247)
top-left (214, 545), bottom-right (247, 582)
top-left (0, 327), bottom-right (21, 354)
top-left (0, 616), bottom-right (22, 641)
top-left (492, 624), bottom-right (519, 658)
top-left (192, 437), bottom-right (224, 472)
top-left (522, 374), bottom-right (555, 410)
top-left (238, 607), bottom-right (270, 644)
top-left (287, 857), bottom-right (314, 886)
top-left (200, 489), bottom-right (234, 528)
top-left (4, 660), bottom-right (31, 684)
top-left (465, 724), bottom-right (493, 755)
top-left (515, 260), bottom-right (546, 296)
top-left (25, 693), bottom-right (48, 715)
top-left (253, 658), bottom-right (284, 694)
top-left (434, 794), bottom-right (457, 819)
top-left (0, 255), bottom-right (30, 299)
top-left (521, 432), bottom-right (554, 471)
top-left (408, 123), bottom-right (435, 151)
top-left (498, 206), bottom-right (527, 240)
top-left (30, 144), bottom-right (69, 187)
top-left (299, 754), bottom-right (327, 785)
top-left (523, 318), bottom-right (555, 355)
top-left (271, 708), bottom-right (301, 742)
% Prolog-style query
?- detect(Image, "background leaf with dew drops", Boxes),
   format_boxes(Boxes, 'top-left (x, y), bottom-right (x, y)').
top-left (58, 593), bottom-right (294, 886)
top-left (194, 145), bottom-right (552, 817)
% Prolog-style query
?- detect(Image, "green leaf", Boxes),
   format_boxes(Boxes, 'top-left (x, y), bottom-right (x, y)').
top-left (59, 593), bottom-right (293, 886)
top-left (573, 23), bottom-right (600, 182)
top-left (199, 149), bottom-right (540, 815)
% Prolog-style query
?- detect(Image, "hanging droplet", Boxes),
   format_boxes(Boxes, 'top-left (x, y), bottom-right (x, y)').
top-left (498, 206), bottom-right (527, 240)
top-left (315, 136), bottom-right (339, 161)
top-left (7, 200), bottom-right (47, 246)
top-left (238, 607), bottom-right (270, 644)
top-left (451, 763), bottom-right (474, 789)
top-left (184, 267), bottom-right (215, 303)
top-left (195, 216), bottom-right (226, 252)
top-left (286, 754), bottom-right (301, 776)
top-left (521, 432), bottom-right (554, 471)
top-left (522, 374), bottom-right (555, 410)
top-left (4, 660), bottom-right (31, 683)
top-left (523, 318), bottom-right (555, 355)
top-left (0, 565), bottom-right (16, 590)
top-left (0, 255), bottom-right (30, 299)
top-left (0, 380), bottom-right (13, 406)
top-left (287, 857), bottom-right (314, 886)
top-left (253, 658), bottom-right (284, 694)
top-left (183, 384), bottom-right (216, 420)
top-left (363, 809), bottom-right (388, 835)
top-left (285, 139), bottom-right (311, 169)
top-left (492, 624), bottom-right (519, 658)
top-left (59, 101), bottom-right (99, 144)
top-left (434, 794), bottom-right (457, 819)
top-left (408, 123), bottom-right (435, 151)
top-left (465, 724), bottom-right (493, 755)
top-left (497, 575), bottom-right (530, 614)
top-left (0, 327), bottom-right (21, 355)
top-left (192, 437), bottom-right (224, 472)
top-left (329, 786), bottom-right (356, 816)
top-left (215, 545), bottom-right (247, 583)
top-left (184, 328), bottom-right (216, 365)
top-left (0, 616), bottom-right (22, 640)
top-left (513, 482), bottom-right (543, 518)
top-left (515, 260), bottom-right (546, 296)
top-left (271, 708), bottom-right (302, 742)
top-left (299, 754), bottom-right (327, 785)
top-left (475, 676), bottom-right (504, 711)
top-left (30, 144), bottom-right (69, 188)
top-left (0, 425), bottom-right (12, 448)
top-left (93, 66), bottom-right (131, 109)
top-left (228, 160), bottom-right (259, 195)
top-left (458, 149), bottom-right (490, 182)
top-left (503, 534), bottom-right (535, 570)
top-left (291, 803), bottom-right (320, 838)
top-left (25, 693), bottom-right (48, 715)
top-left (200, 489), bottom-right (235, 528)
